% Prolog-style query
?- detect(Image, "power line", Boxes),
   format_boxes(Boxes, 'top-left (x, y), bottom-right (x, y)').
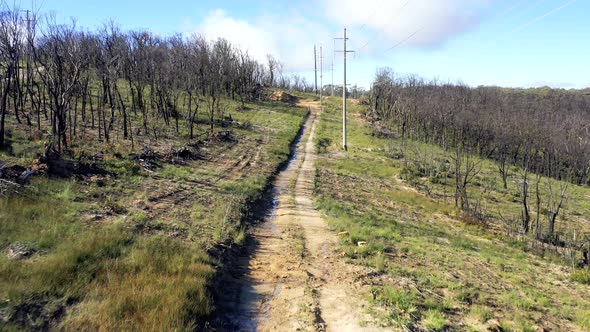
top-left (501, 0), bottom-right (550, 26)
top-left (477, 0), bottom-right (578, 55)
top-left (505, 0), bottom-right (578, 36)
top-left (314, 44), bottom-right (318, 94)
top-left (358, 0), bottom-right (385, 31)
top-left (331, 39), bottom-right (335, 96)
top-left (358, 0), bottom-right (410, 52)
top-left (314, 45), bottom-right (324, 104)
top-left (497, 0), bottom-right (527, 19)
top-left (384, 27), bottom-right (423, 52)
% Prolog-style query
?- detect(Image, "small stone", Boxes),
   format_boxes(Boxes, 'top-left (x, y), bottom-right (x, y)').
top-left (357, 241), bottom-right (367, 247)
top-left (6, 242), bottom-right (36, 260)
top-left (338, 231), bottom-right (349, 237)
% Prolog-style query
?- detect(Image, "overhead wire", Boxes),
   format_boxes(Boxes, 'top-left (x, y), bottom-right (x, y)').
top-left (496, 0), bottom-right (527, 19)
top-left (357, 0), bottom-right (410, 52)
top-left (500, 0), bottom-right (550, 25)
top-left (504, 0), bottom-right (578, 36)
top-left (383, 27), bottom-right (423, 52)
top-left (358, 0), bottom-right (385, 32)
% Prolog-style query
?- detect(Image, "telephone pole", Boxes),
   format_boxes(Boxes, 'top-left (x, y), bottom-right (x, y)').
top-left (335, 28), bottom-right (354, 151)
top-left (331, 39), bottom-right (335, 96)
top-left (314, 44), bottom-right (318, 94)
top-left (319, 45), bottom-right (323, 109)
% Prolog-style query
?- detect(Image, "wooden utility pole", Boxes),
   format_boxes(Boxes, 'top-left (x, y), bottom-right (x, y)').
top-left (331, 39), bottom-right (335, 96)
top-left (319, 45), bottom-right (323, 109)
top-left (314, 44), bottom-right (318, 94)
top-left (342, 29), bottom-right (347, 150)
top-left (335, 28), bottom-right (353, 151)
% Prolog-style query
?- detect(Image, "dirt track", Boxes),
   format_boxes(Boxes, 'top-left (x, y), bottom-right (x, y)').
top-left (215, 100), bottom-right (385, 331)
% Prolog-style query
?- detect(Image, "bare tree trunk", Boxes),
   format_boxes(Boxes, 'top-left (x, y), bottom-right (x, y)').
top-left (114, 85), bottom-right (128, 139)
top-left (0, 77), bottom-right (10, 149)
top-left (522, 169), bottom-right (530, 234)
top-left (534, 174), bottom-right (542, 239)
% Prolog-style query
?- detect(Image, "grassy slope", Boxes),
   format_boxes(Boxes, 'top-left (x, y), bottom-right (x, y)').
top-left (0, 97), bottom-right (307, 330)
top-left (314, 96), bottom-right (590, 331)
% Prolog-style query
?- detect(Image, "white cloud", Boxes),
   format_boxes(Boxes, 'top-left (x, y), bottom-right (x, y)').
top-left (191, 9), bottom-right (332, 72)
top-left (323, 0), bottom-right (491, 50)
top-left (196, 9), bottom-right (276, 66)
top-left (188, 1), bottom-right (492, 73)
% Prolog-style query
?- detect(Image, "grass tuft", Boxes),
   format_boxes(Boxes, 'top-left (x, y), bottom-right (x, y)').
top-left (570, 269), bottom-right (590, 285)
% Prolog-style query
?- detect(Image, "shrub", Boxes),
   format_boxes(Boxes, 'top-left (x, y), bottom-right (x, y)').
top-left (571, 269), bottom-right (590, 285)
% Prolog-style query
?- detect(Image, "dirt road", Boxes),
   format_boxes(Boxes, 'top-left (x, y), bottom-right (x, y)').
top-left (214, 100), bottom-right (385, 331)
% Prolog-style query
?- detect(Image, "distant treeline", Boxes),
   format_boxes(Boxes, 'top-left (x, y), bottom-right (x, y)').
top-left (0, 3), bottom-right (300, 154)
top-left (369, 68), bottom-right (590, 186)
top-left (368, 68), bottom-right (590, 238)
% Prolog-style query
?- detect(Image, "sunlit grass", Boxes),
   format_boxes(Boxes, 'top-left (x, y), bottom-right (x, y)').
top-left (313, 95), bottom-right (590, 330)
top-left (0, 95), bottom-right (308, 330)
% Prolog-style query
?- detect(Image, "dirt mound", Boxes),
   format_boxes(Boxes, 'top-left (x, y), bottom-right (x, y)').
top-left (269, 90), bottom-right (298, 103)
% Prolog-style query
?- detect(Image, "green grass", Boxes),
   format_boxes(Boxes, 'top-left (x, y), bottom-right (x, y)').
top-left (571, 269), bottom-right (590, 285)
top-left (0, 94), bottom-right (308, 330)
top-left (313, 95), bottom-right (590, 330)
top-left (422, 309), bottom-right (448, 331)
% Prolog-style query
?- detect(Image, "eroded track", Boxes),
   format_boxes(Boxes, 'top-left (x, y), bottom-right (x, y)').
top-left (215, 100), bottom-right (385, 331)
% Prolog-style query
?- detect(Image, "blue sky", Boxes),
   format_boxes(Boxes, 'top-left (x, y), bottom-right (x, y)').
top-left (38, 0), bottom-right (589, 89)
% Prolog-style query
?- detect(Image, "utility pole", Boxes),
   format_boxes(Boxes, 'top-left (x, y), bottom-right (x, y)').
top-left (331, 39), bottom-right (335, 97)
top-left (314, 44), bottom-right (318, 94)
top-left (319, 45), bottom-right (323, 109)
top-left (335, 28), bottom-right (354, 151)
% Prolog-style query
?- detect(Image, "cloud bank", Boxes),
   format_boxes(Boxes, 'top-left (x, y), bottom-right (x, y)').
top-left (324, 0), bottom-right (491, 50)
top-left (192, 1), bottom-right (492, 71)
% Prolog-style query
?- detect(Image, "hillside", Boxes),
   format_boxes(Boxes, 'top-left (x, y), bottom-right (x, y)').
top-left (313, 96), bottom-right (590, 331)
top-left (0, 95), bottom-right (307, 330)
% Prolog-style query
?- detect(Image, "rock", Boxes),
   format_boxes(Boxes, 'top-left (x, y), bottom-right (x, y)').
top-left (357, 241), bottom-right (367, 247)
top-left (338, 231), bottom-right (349, 237)
top-left (6, 242), bottom-right (36, 260)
